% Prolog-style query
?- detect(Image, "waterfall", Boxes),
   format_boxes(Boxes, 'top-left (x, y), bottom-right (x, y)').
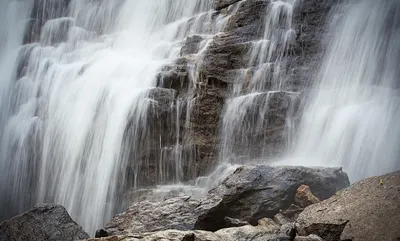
top-left (0, 0), bottom-right (233, 234)
top-left (1, 0), bottom-right (399, 236)
top-left (285, 0), bottom-right (400, 181)
top-left (220, 0), bottom-right (298, 163)
top-left (0, 0), bottom-right (33, 219)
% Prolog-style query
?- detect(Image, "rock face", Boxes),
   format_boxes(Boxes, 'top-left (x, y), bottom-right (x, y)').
top-left (196, 165), bottom-right (349, 231)
top-left (294, 185), bottom-right (321, 208)
top-left (296, 171), bottom-right (400, 241)
top-left (147, 0), bottom-right (339, 186)
top-left (102, 165), bottom-right (349, 236)
top-left (0, 204), bottom-right (89, 241)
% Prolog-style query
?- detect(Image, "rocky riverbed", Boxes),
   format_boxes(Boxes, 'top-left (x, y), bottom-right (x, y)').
top-left (1, 165), bottom-right (399, 241)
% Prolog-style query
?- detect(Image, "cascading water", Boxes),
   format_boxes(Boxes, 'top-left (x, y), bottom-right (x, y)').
top-left (0, 0), bottom-right (33, 218)
top-left (2, 0), bottom-right (399, 236)
top-left (220, 0), bottom-right (298, 163)
top-left (0, 0), bottom-right (234, 234)
top-left (285, 0), bottom-right (400, 181)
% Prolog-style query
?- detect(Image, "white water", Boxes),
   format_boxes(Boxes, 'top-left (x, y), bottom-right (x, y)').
top-left (1, 0), bottom-right (399, 235)
top-left (0, 0), bottom-right (236, 234)
top-left (220, 0), bottom-right (297, 163)
top-left (284, 0), bottom-right (400, 181)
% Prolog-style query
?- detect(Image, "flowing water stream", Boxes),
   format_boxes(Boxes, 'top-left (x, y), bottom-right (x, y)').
top-left (0, 0), bottom-right (399, 235)
top-left (0, 0), bottom-right (232, 233)
top-left (283, 0), bottom-right (400, 182)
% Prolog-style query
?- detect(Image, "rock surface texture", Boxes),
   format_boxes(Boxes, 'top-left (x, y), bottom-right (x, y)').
top-left (196, 165), bottom-right (349, 231)
top-left (296, 171), bottom-right (400, 241)
top-left (0, 204), bottom-right (89, 241)
top-left (102, 165), bottom-right (349, 236)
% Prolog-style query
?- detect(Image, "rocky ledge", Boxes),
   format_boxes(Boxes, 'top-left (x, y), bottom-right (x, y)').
top-left (1, 167), bottom-right (399, 241)
top-left (91, 168), bottom-right (400, 241)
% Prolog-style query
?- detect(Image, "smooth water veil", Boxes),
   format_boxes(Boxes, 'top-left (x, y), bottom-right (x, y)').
top-left (0, 0), bottom-right (233, 233)
top-left (285, 0), bottom-right (400, 181)
top-left (0, 0), bottom-right (399, 236)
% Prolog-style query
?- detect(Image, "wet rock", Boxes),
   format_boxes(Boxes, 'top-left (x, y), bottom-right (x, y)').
top-left (195, 165), bottom-right (349, 231)
top-left (103, 165), bottom-right (349, 235)
top-left (274, 213), bottom-right (291, 225)
top-left (103, 196), bottom-right (205, 235)
top-left (40, 17), bottom-right (73, 46)
top-left (294, 234), bottom-right (324, 241)
top-left (223, 217), bottom-right (249, 228)
top-left (215, 0), bottom-right (243, 10)
top-left (181, 35), bottom-right (205, 55)
top-left (296, 171), bottom-right (400, 241)
top-left (282, 204), bottom-right (304, 220)
top-left (257, 218), bottom-right (280, 230)
top-left (294, 184), bottom-right (320, 208)
top-left (280, 223), bottom-right (296, 240)
top-left (290, 0), bottom-right (340, 89)
top-left (0, 203), bottom-right (89, 241)
top-left (95, 229), bottom-right (109, 238)
top-left (196, 165), bottom-right (349, 231)
top-left (24, 0), bottom-right (71, 44)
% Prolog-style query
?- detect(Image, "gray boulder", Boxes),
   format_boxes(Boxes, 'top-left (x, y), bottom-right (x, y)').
top-left (195, 165), bottom-right (349, 231)
top-left (296, 170), bottom-right (400, 241)
top-left (0, 204), bottom-right (89, 241)
top-left (103, 165), bottom-right (349, 235)
top-left (214, 0), bottom-right (243, 10)
top-left (103, 196), bottom-right (205, 236)
top-left (89, 221), bottom-right (292, 241)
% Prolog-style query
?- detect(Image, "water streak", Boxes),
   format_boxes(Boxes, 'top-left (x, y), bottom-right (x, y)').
top-left (0, 0), bottom-right (234, 234)
top-left (285, 0), bottom-right (400, 181)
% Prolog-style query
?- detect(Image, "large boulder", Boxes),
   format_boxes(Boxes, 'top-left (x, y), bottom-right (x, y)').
top-left (0, 204), bottom-right (89, 241)
top-left (102, 196), bottom-right (205, 236)
top-left (102, 165), bottom-right (349, 235)
top-left (89, 220), bottom-right (292, 241)
top-left (195, 165), bottom-right (349, 231)
top-left (296, 171), bottom-right (400, 241)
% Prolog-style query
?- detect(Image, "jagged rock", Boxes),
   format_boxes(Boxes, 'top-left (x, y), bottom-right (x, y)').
top-left (95, 229), bottom-right (109, 238)
top-left (87, 224), bottom-right (293, 241)
top-left (274, 213), bottom-right (291, 225)
top-left (195, 165), bottom-right (349, 231)
top-left (294, 234), bottom-right (324, 241)
top-left (280, 223), bottom-right (296, 239)
top-left (214, 0), bottom-right (243, 11)
top-left (102, 196), bottom-right (205, 236)
top-left (257, 218), bottom-right (281, 230)
top-left (103, 165), bottom-right (349, 235)
top-left (215, 224), bottom-right (291, 241)
top-left (294, 185), bottom-right (320, 208)
top-left (0, 204), bottom-right (89, 241)
top-left (282, 204), bottom-right (304, 220)
top-left (222, 217), bottom-right (249, 227)
top-left (290, 0), bottom-right (339, 89)
top-left (296, 171), bottom-right (400, 241)
top-left (181, 35), bottom-right (205, 55)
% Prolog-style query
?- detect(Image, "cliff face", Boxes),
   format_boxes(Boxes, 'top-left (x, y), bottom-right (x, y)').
top-left (153, 0), bottom-right (339, 183)
top-left (22, 0), bottom-right (339, 187)
top-left (4, 2), bottom-right (340, 221)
